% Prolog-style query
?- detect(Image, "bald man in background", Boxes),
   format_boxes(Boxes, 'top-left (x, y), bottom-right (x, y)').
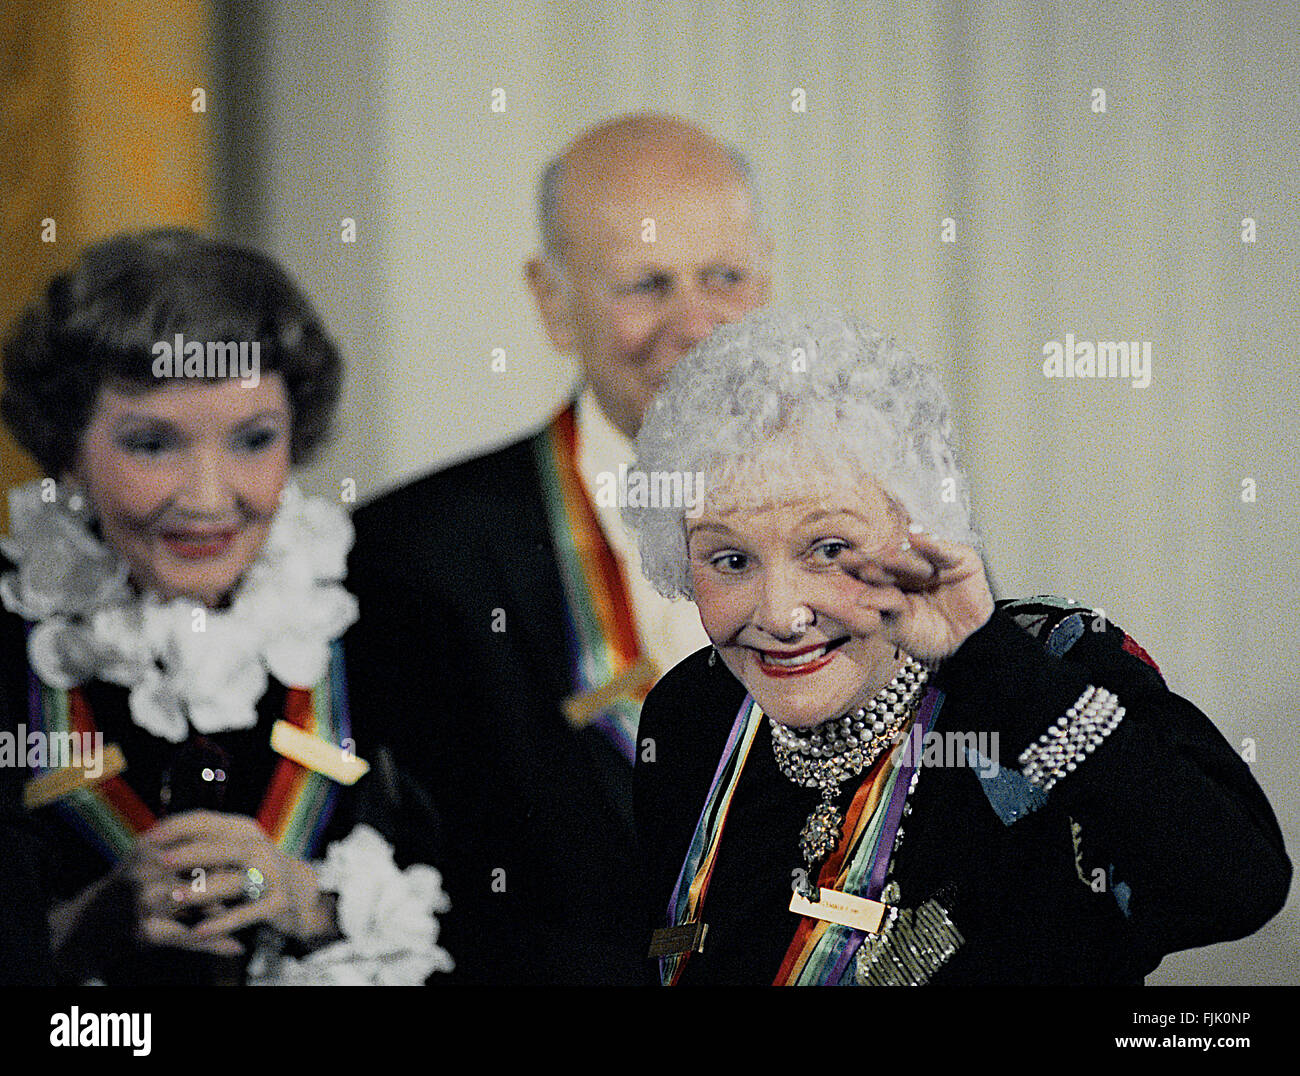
top-left (346, 113), bottom-right (771, 983)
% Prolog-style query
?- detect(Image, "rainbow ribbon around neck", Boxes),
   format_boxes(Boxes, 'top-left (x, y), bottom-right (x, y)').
top-left (534, 404), bottom-right (647, 762)
top-left (659, 687), bottom-right (944, 985)
top-left (25, 630), bottom-right (350, 864)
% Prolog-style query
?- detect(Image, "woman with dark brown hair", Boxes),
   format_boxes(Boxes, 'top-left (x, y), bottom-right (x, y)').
top-left (0, 228), bottom-right (451, 985)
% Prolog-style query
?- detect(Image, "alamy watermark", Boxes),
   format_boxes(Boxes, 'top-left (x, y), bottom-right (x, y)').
top-left (594, 465), bottom-right (706, 518)
top-left (1042, 334), bottom-right (1151, 389)
top-left (0, 726), bottom-right (106, 777)
top-left (894, 728), bottom-right (1000, 777)
top-left (151, 333), bottom-right (260, 387)
top-left (50, 1007), bottom-right (151, 1056)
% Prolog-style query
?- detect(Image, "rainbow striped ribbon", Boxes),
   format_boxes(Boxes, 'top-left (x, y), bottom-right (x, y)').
top-left (534, 404), bottom-right (646, 762)
top-left (660, 687), bottom-right (943, 986)
top-left (26, 635), bottom-right (351, 863)
top-left (660, 696), bottom-right (765, 986)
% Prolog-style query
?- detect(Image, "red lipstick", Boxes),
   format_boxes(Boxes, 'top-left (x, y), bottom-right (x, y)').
top-left (161, 530), bottom-right (237, 559)
top-left (753, 638), bottom-right (845, 678)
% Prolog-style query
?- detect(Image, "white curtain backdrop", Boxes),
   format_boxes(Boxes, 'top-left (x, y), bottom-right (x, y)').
top-left (257, 0), bottom-right (1299, 984)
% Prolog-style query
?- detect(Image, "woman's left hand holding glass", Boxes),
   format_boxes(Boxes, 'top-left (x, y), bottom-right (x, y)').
top-left (138, 810), bottom-right (337, 949)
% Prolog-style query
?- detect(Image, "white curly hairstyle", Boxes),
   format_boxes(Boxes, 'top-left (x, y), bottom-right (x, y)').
top-left (621, 304), bottom-right (980, 600)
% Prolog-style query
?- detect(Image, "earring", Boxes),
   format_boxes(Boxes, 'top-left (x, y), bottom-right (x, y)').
top-left (708, 647), bottom-right (718, 667)
top-left (56, 477), bottom-right (90, 518)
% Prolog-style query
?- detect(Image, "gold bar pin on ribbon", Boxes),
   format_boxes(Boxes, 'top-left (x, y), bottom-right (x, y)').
top-left (563, 656), bottom-right (659, 729)
top-left (270, 720), bottom-right (369, 785)
top-left (23, 744), bottom-right (127, 811)
top-left (789, 888), bottom-right (889, 934)
top-left (647, 921), bottom-right (708, 958)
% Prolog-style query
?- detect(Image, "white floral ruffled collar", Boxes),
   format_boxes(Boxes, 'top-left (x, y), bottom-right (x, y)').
top-left (0, 479), bottom-right (358, 743)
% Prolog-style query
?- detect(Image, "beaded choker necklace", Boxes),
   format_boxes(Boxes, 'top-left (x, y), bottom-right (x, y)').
top-left (770, 657), bottom-right (928, 899)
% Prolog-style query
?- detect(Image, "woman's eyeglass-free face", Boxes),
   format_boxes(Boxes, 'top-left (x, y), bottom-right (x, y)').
top-left (687, 479), bottom-right (910, 729)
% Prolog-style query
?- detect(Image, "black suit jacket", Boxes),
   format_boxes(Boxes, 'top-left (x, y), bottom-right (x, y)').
top-left (346, 427), bottom-right (644, 984)
top-left (635, 600), bottom-right (1292, 985)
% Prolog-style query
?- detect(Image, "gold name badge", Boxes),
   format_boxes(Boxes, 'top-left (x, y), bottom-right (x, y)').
top-left (789, 887), bottom-right (889, 934)
top-left (647, 921), bottom-right (708, 958)
top-left (23, 744), bottom-right (127, 811)
top-left (270, 720), bottom-right (369, 785)
top-left (563, 656), bottom-right (660, 729)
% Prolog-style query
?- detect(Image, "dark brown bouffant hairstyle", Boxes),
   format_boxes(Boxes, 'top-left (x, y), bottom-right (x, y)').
top-left (2, 227), bottom-right (343, 475)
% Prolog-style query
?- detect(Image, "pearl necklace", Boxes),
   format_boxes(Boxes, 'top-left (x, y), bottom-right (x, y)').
top-left (770, 657), bottom-right (928, 898)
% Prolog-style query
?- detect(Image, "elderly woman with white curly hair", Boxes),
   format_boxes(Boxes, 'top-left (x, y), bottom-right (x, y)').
top-left (625, 305), bottom-right (1289, 986)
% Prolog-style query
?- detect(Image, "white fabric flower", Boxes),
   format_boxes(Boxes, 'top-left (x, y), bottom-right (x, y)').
top-left (126, 667), bottom-right (191, 744)
top-left (0, 482), bottom-right (131, 621)
top-left (250, 825), bottom-right (454, 986)
top-left (262, 589), bottom-right (359, 688)
top-left (0, 478), bottom-right (358, 742)
top-left (27, 615), bottom-right (105, 689)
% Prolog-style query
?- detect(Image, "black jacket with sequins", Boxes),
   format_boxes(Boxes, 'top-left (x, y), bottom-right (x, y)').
top-left (634, 597), bottom-right (1292, 985)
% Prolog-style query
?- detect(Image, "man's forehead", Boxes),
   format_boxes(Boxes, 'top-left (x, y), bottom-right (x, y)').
top-left (563, 123), bottom-right (735, 189)
top-left (563, 178), bottom-right (759, 262)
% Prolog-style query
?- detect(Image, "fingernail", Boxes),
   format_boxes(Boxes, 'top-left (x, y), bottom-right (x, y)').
top-left (908, 523), bottom-right (925, 534)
